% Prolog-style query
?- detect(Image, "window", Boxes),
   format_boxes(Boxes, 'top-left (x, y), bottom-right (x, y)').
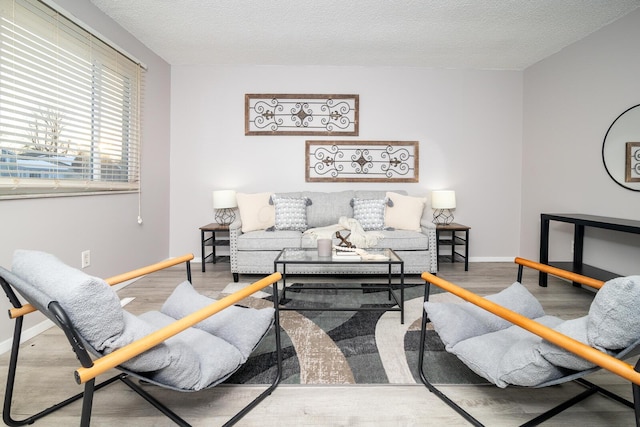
top-left (0, 0), bottom-right (144, 198)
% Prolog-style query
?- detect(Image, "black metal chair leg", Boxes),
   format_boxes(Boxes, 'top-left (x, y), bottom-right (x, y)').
top-left (418, 302), bottom-right (484, 427)
top-left (119, 376), bottom-right (191, 427)
top-left (80, 379), bottom-right (96, 427)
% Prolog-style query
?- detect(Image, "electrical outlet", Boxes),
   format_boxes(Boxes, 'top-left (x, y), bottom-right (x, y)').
top-left (81, 250), bottom-right (91, 268)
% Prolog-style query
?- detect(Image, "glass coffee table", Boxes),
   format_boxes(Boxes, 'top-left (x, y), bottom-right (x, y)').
top-left (273, 248), bottom-right (406, 323)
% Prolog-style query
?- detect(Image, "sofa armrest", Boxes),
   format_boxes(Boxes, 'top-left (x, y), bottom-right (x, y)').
top-left (420, 219), bottom-right (436, 229)
top-left (420, 224), bottom-right (438, 273)
top-left (229, 219), bottom-right (242, 273)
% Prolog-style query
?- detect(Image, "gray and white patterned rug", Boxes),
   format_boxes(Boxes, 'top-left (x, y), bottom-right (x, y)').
top-left (221, 282), bottom-right (487, 386)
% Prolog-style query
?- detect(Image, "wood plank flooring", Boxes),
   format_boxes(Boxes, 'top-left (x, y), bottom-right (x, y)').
top-left (0, 259), bottom-right (637, 426)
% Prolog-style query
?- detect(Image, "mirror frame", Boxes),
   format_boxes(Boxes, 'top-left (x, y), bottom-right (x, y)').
top-left (602, 104), bottom-right (640, 192)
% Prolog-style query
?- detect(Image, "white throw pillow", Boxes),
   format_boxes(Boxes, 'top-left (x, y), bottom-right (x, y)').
top-left (236, 192), bottom-right (275, 233)
top-left (384, 192), bottom-right (426, 231)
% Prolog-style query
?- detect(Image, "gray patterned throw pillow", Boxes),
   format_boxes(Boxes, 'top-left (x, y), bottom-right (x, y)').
top-left (270, 195), bottom-right (311, 232)
top-left (351, 197), bottom-right (388, 231)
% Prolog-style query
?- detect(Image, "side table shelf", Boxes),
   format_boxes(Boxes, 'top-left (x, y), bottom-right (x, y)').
top-left (436, 223), bottom-right (470, 271)
top-left (200, 223), bottom-right (230, 272)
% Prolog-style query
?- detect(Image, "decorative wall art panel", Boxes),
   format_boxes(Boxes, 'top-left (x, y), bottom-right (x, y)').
top-left (245, 94), bottom-right (359, 136)
top-left (306, 141), bottom-right (419, 183)
top-left (626, 142), bottom-right (640, 182)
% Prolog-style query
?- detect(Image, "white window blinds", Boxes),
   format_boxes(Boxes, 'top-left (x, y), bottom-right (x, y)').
top-left (0, 0), bottom-right (144, 198)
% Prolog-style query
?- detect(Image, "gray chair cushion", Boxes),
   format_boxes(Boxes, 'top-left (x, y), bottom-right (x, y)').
top-left (12, 250), bottom-right (125, 352)
top-left (161, 281), bottom-right (274, 360)
top-left (451, 315), bottom-right (565, 388)
top-left (537, 316), bottom-right (601, 371)
top-left (424, 281), bottom-right (545, 350)
top-left (139, 311), bottom-right (244, 390)
top-left (588, 275), bottom-right (640, 351)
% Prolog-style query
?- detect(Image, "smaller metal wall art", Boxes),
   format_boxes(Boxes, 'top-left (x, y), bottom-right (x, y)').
top-left (626, 142), bottom-right (640, 182)
top-left (306, 141), bottom-right (419, 183)
top-left (245, 94), bottom-right (358, 136)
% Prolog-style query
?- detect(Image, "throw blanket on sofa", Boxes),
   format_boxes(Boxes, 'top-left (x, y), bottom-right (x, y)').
top-left (303, 216), bottom-right (383, 248)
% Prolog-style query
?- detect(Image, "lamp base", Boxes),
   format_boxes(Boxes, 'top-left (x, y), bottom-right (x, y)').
top-left (433, 209), bottom-right (454, 225)
top-left (215, 208), bottom-right (236, 225)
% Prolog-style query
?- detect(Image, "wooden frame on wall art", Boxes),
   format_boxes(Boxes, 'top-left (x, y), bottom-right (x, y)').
top-left (245, 94), bottom-right (359, 136)
top-left (626, 142), bottom-right (640, 182)
top-left (306, 140), bottom-right (419, 183)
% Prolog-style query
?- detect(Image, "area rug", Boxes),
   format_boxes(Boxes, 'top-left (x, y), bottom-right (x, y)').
top-left (221, 281), bottom-right (488, 386)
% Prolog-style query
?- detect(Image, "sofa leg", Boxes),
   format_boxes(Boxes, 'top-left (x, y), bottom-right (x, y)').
top-left (233, 273), bottom-right (239, 282)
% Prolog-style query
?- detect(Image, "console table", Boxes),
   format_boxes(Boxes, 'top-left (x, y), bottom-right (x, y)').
top-left (539, 214), bottom-right (640, 286)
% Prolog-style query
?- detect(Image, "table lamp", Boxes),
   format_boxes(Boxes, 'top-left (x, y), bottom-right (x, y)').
top-left (212, 190), bottom-right (237, 225)
top-left (431, 190), bottom-right (456, 225)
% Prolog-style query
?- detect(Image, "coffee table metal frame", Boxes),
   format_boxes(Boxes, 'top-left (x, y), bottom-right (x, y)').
top-left (273, 248), bottom-right (406, 323)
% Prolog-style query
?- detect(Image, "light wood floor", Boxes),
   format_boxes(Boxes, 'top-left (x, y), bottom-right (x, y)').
top-left (0, 259), bottom-right (637, 426)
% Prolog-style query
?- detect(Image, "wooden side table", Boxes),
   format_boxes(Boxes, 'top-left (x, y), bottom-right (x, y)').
top-left (436, 223), bottom-right (470, 271)
top-left (200, 223), bottom-right (230, 272)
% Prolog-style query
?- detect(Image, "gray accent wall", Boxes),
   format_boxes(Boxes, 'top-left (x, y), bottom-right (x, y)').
top-left (521, 9), bottom-right (640, 275)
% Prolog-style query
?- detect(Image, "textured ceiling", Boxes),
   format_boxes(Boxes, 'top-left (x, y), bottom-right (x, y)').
top-left (89, 0), bottom-right (640, 70)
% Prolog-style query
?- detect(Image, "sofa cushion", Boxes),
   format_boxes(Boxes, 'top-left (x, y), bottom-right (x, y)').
top-left (587, 275), bottom-right (640, 351)
top-left (299, 191), bottom-right (355, 228)
top-left (351, 197), bottom-right (388, 231)
top-left (371, 230), bottom-right (429, 250)
top-left (270, 195), bottom-right (311, 232)
top-left (354, 190), bottom-right (404, 199)
top-left (236, 192), bottom-right (275, 232)
top-left (237, 230), bottom-right (302, 251)
top-left (424, 281), bottom-right (545, 350)
top-left (384, 192), bottom-right (426, 231)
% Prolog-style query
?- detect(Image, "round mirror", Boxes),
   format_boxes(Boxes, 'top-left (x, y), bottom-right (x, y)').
top-left (602, 104), bottom-right (640, 192)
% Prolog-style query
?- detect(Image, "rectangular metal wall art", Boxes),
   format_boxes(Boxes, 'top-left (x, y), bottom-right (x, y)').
top-left (245, 94), bottom-right (359, 136)
top-left (306, 141), bottom-right (419, 182)
top-left (626, 142), bottom-right (640, 182)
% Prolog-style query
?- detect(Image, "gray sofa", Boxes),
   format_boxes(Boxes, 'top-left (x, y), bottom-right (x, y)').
top-left (229, 190), bottom-right (438, 282)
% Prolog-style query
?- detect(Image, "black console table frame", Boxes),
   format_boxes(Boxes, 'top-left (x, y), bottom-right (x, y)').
top-left (539, 213), bottom-right (640, 286)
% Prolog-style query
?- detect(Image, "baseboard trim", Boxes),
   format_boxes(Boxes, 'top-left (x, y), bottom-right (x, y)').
top-left (468, 257), bottom-right (517, 263)
top-left (0, 318), bottom-right (55, 355)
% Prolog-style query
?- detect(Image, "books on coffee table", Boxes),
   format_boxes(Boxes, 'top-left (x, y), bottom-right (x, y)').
top-left (332, 249), bottom-right (361, 261)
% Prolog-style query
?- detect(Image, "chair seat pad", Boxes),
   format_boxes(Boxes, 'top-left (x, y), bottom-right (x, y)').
top-left (138, 311), bottom-right (245, 390)
top-left (451, 315), bottom-right (566, 388)
top-left (424, 281), bottom-right (545, 350)
top-left (161, 281), bottom-right (275, 360)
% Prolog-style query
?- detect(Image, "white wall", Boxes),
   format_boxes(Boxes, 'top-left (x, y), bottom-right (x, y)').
top-left (170, 66), bottom-right (523, 263)
top-left (521, 9), bottom-right (640, 275)
top-left (0, 0), bottom-right (171, 345)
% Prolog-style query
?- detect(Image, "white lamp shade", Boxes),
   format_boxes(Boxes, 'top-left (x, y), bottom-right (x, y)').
top-left (431, 190), bottom-right (456, 209)
top-left (212, 190), bottom-right (237, 209)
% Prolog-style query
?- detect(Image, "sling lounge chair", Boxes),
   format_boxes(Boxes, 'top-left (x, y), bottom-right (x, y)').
top-left (419, 257), bottom-right (640, 426)
top-left (0, 250), bottom-right (282, 426)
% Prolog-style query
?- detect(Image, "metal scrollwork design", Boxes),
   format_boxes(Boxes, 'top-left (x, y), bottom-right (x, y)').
top-left (306, 141), bottom-right (419, 182)
top-left (246, 94), bottom-right (358, 135)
